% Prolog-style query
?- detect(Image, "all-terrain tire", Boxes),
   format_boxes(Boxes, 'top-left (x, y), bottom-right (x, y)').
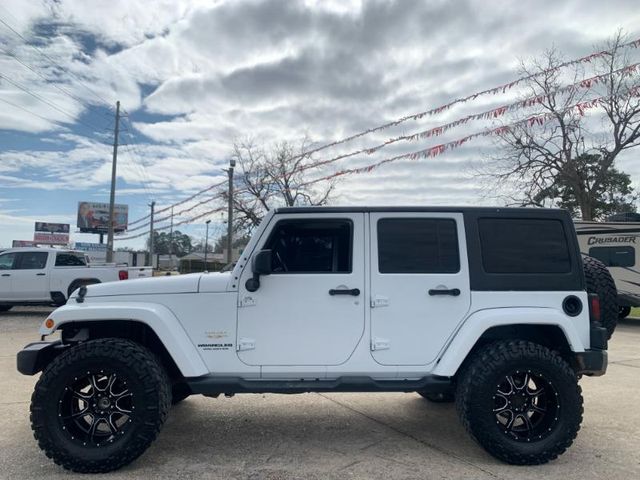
top-left (30, 338), bottom-right (171, 473)
top-left (455, 340), bottom-right (583, 465)
top-left (582, 255), bottom-right (618, 339)
top-left (418, 391), bottom-right (455, 403)
top-left (0, 305), bottom-right (12, 312)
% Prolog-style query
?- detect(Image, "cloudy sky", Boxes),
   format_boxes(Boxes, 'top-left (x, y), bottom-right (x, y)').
top-left (1, 0), bottom-right (639, 249)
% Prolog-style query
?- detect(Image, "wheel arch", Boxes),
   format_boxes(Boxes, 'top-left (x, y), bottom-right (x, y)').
top-left (42, 303), bottom-right (208, 378)
top-left (432, 308), bottom-right (585, 377)
top-left (67, 278), bottom-right (101, 298)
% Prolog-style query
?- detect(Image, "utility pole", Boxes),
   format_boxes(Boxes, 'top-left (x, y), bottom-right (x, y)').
top-left (106, 100), bottom-right (120, 263)
top-left (148, 200), bottom-right (155, 268)
top-left (204, 219), bottom-right (211, 271)
top-left (225, 159), bottom-right (235, 264)
top-left (169, 206), bottom-right (174, 269)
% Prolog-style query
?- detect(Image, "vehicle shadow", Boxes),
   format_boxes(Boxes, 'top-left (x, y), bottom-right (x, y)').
top-left (0, 308), bottom-right (53, 319)
top-left (138, 394), bottom-right (488, 476)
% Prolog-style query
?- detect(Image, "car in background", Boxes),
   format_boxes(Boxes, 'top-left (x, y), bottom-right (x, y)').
top-left (0, 247), bottom-right (150, 311)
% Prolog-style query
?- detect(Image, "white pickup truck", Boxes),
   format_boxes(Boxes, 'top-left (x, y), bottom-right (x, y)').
top-left (0, 247), bottom-right (151, 310)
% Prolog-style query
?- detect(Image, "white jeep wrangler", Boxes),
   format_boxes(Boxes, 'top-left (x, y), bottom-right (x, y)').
top-left (17, 207), bottom-right (614, 472)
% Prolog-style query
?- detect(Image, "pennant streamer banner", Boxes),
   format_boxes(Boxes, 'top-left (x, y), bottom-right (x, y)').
top-left (300, 85), bottom-right (640, 187)
top-left (123, 38), bottom-right (640, 232)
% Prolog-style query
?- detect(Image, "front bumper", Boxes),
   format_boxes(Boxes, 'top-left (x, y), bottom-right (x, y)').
top-left (574, 350), bottom-right (608, 376)
top-left (16, 340), bottom-right (67, 376)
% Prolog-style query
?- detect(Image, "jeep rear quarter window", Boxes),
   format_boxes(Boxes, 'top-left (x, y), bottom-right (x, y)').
top-left (377, 218), bottom-right (460, 273)
top-left (478, 218), bottom-right (571, 273)
top-left (264, 219), bottom-right (352, 273)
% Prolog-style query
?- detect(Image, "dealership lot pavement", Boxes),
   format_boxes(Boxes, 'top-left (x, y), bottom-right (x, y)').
top-left (1, 307), bottom-right (639, 479)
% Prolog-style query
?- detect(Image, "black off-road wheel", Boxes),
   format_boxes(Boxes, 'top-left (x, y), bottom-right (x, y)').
top-left (582, 255), bottom-right (617, 339)
top-left (456, 340), bottom-right (583, 465)
top-left (30, 338), bottom-right (171, 473)
top-left (418, 391), bottom-right (455, 403)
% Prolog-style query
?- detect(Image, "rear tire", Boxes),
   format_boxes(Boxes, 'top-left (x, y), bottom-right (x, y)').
top-left (0, 305), bottom-right (13, 312)
top-left (582, 255), bottom-right (618, 339)
top-left (30, 338), bottom-right (171, 473)
top-left (619, 306), bottom-right (631, 319)
top-left (456, 340), bottom-right (583, 465)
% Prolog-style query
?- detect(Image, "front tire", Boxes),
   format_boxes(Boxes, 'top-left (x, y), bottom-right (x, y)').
top-left (30, 338), bottom-right (171, 473)
top-left (456, 340), bottom-right (583, 465)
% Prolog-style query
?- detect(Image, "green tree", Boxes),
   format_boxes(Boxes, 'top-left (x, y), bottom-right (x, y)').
top-left (532, 154), bottom-right (637, 219)
top-left (147, 230), bottom-right (193, 257)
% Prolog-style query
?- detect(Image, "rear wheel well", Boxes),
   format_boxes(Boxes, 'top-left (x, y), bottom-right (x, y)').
top-left (58, 320), bottom-right (184, 383)
top-left (456, 324), bottom-right (573, 376)
top-left (67, 279), bottom-right (101, 298)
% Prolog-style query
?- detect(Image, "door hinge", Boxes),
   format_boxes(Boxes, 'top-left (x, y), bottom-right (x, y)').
top-left (370, 296), bottom-right (389, 308)
top-left (238, 295), bottom-right (256, 307)
top-left (237, 338), bottom-right (256, 351)
top-left (371, 337), bottom-right (390, 351)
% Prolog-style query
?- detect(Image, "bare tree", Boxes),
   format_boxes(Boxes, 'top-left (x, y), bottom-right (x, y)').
top-left (484, 31), bottom-right (640, 220)
top-left (222, 137), bottom-right (336, 233)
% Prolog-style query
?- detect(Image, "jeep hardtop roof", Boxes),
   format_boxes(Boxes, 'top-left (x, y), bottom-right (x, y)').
top-left (274, 206), bottom-right (568, 216)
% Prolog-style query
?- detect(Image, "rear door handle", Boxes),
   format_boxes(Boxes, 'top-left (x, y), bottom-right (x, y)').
top-left (1, 273), bottom-right (9, 277)
top-left (329, 288), bottom-right (361, 296)
top-left (428, 288), bottom-right (460, 296)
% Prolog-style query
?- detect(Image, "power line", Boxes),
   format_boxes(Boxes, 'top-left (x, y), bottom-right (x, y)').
top-left (0, 73), bottom-right (108, 134)
top-left (0, 44), bottom-right (112, 121)
top-left (0, 7), bottom-right (113, 107)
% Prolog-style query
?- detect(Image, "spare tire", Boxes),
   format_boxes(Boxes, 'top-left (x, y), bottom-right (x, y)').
top-left (582, 255), bottom-right (618, 339)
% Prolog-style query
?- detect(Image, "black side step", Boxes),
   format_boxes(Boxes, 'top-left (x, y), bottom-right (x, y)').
top-left (186, 375), bottom-right (452, 395)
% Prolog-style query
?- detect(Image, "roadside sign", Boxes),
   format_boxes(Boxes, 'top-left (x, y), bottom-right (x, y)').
top-left (35, 222), bottom-right (70, 233)
top-left (12, 240), bottom-right (38, 247)
top-left (34, 232), bottom-right (69, 245)
top-left (77, 202), bottom-right (128, 233)
top-left (74, 242), bottom-right (107, 262)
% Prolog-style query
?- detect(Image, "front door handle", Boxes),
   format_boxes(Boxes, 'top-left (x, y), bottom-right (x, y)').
top-left (329, 288), bottom-right (361, 296)
top-left (36, 273), bottom-right (46, 276)
top-left (428, 288), bottom-right (460, 296)
top-left (1, 273), bottom-right (10, 277)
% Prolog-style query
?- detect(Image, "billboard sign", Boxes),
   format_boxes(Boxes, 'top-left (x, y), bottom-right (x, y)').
top-left (34, 232), bottom-right (69, 245)
top-left (77, 202), bottom-right (128, 233)
top-left (35, 222), bottom-right (70, 233)
top-left (12, 240), bottom-right (38, 247)
top-left (74, 242), bottom-right (107, 263)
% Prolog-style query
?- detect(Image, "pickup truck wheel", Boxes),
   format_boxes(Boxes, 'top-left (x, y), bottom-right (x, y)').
top-left (30, 338), bottom-right (171, 473)
top-left (67, 280), bottom-right (99, 299)
top-left (418, 391), bottom-right (455, 403)
top-left (582, 255), bottom-right (618, 339)
top-left (0, 305), bottom-right (12, 312)
top-left (456, 340), bottom-right (583, 465)
top-left (619, 306), bottom-right (631, 319)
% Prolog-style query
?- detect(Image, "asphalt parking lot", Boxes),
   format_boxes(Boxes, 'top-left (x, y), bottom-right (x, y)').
top-left (1, 307), bottom-right (639, 479)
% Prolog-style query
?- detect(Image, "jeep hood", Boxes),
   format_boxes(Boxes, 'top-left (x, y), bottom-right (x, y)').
top-left (76, 272), bottom-right (232, 298)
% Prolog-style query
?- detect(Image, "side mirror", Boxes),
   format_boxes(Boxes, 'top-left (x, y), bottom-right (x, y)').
top-left (252, 249), bottom-right (272, 276)
top-left (245, 249), bottom-right (272, 292)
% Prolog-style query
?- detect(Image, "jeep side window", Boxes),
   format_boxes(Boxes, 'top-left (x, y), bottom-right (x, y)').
top-left (264, 219), bottom-right (352, 273)
top-left (588, 246), bottom-right (635, 267)
top-left (377, 218), bottom-right (460, 273)
top-left (478, 218), bottom-right (571, 274)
